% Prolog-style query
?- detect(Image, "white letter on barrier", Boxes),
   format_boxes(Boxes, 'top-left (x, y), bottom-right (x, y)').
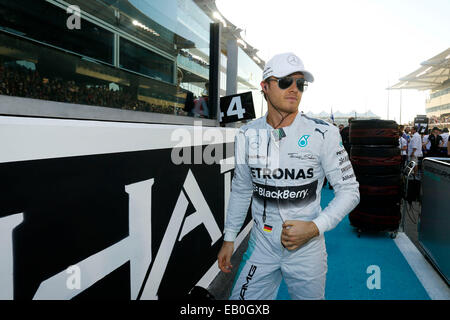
top-left (33, 179), bottom-right (153, 300)
top-left (0, 213), bottom-right (24, 300)
top-left (140, 170), bottom-right (221, 299)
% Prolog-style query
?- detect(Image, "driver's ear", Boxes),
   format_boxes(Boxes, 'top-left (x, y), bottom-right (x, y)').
top-left (260, 81), bottom-right (268, 93)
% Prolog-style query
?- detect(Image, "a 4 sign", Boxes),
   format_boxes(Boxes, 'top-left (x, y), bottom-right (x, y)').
top-left (219, 92), bottom-right (256, 124)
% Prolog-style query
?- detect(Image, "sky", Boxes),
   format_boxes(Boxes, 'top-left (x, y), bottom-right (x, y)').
top-left (215, 0), bottom-right (450, 124)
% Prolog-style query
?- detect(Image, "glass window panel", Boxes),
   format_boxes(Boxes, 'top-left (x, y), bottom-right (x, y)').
top-left (65, 0), bottom-right (117, 27)
top-left (0, 32), bottom-right (180, 115)
top-left (0, 0), bottom-right (215, 119)
top-left (237, 47), bottom-right (262, 90)
top-left (237, 48), bottom-right (265, 118)
top-left (0, 0), bottom-right (114, 64)
top-left (112, 0), bottom-right (213, 118)
top-left (120, 37), bottom-right (174, 84)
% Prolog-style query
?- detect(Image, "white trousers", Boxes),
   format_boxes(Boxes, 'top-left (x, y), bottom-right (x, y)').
top-left (230, 218), bottom-right (328, 300)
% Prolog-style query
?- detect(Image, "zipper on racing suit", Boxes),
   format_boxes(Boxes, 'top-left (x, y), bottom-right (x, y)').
top-left (271, 128), bottom-right (288, 251)
top-left (264, 128), bottom-right (287, 253)
top-left (263, 132), bottom-right (270, 224)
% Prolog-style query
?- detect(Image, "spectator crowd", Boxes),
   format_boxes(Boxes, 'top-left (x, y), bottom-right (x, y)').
top-left (335, 119), bottom-right (449, 178)
top-left (397, 124), bottom-right (450, 176)
top-left (429, 115), bottom-right (450, 125)
top-left (0, 62), bottom-right (182, 115)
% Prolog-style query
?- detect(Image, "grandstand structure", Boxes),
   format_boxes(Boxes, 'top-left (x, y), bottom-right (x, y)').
top-left (390, 48), bottom-right (450, 128)
top-left (303, 109), bottom-right (381, 126)
top-left (0, 0), bottom-right (268, 300)
top-left (0, 0), bottom-right (265, 125)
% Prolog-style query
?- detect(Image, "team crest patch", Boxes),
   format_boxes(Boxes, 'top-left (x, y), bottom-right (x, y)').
top-left (298, 135), bottom-right (310, 148)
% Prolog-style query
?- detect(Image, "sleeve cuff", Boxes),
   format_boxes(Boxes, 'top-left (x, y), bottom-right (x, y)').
top-left (312, 217), bottom-right (328, 236)
top-left (224, 231), bottom-right (239, 242)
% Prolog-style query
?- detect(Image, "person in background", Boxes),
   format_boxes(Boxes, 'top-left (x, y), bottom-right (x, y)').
top-left (447, 138), bottom-right (450, 157)
top-left (439, 127), bottom-right (449, 157)
top-left (399, 125), bottom-right (405, 140)
top-left (422, 128), bottom-right (431, 158)
top-left (399, 131), bottom-right (407, 169)
top-left (428, 127), bottom-right (443, 157)
top-left (192, 82), bottom-right (210, 118)
top-left (408, 126), bottom-right (423, 176)
top-left (402, 126), bottom-right (411, 143)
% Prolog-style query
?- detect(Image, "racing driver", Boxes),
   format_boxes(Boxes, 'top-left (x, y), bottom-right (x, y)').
top-left (217, 52), bottom-right (360, 300)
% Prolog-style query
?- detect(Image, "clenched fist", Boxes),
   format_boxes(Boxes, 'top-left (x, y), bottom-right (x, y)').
top-left (281, 220), bottom-right (319, 251)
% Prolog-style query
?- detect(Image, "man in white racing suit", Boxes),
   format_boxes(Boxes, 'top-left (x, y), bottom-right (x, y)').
top-left (217, 52), bottom-right (360, 300)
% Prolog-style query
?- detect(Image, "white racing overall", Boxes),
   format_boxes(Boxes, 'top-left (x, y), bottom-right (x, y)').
top-left (224, 113), bottom-right (360, 300)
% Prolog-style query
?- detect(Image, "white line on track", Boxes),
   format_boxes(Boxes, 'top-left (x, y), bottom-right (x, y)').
top-left (394, 232), bottom-right (450, 300)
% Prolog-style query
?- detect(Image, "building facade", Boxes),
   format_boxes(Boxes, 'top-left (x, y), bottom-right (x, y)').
top-left (390, 48), bottom-right (450, 126)
top-left (0, 0), bottom-right (265, 124)
top-left (0, 0), bottom-right (264, 300)
top-left (426, 82), bottom-right (450, 122)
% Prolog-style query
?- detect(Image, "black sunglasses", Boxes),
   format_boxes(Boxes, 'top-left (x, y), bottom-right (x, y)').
top-left (267, 77), bottom-right (308, 91)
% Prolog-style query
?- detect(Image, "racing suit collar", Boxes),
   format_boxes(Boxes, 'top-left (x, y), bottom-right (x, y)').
top-left (264, 111), bottom-right (302, 131)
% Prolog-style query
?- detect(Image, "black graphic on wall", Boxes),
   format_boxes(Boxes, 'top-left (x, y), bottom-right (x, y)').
top-left (0, 142), bottom-right (251, 300)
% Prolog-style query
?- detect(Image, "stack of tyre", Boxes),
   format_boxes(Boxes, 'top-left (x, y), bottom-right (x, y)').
top-left (348, 119), bottom-right (402, 236)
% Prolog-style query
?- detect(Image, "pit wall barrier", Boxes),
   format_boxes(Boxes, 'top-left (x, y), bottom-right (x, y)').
top-left (0, 115), bottom-right (251, 299)
top-left (419, 158), bottom-right (450, 285)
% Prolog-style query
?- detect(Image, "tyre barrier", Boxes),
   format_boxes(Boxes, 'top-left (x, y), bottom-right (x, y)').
top-left (350, 145), bottom-right (401, 175)
top-left (359, 191), bottom-right (400, 207)
top-left (349, 208), bottom-right (401, 231)
top-left (351, 145), bottom-right (400, 157)
top-left (357, 174), bottom-right (401, 204)
top-left (349, 119), bottom-right (398, 145)
top-left (348, 120), bottom-right (402, 234)
top-left (355, 202), bottom-right (400, 215)
top-left (356, 173), bottom-right (401, 186)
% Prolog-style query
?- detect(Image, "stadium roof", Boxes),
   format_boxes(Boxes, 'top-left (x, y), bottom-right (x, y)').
top-left (389, 47), bottom-right (450, 91)
top-left (193, 0), bottom-right (265, 69)
top-left (305, 110), bottom-right (380, 119)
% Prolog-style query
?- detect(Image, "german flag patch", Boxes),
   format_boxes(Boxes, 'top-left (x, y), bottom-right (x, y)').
top-left (263, 224), bottom-right (273, 233)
